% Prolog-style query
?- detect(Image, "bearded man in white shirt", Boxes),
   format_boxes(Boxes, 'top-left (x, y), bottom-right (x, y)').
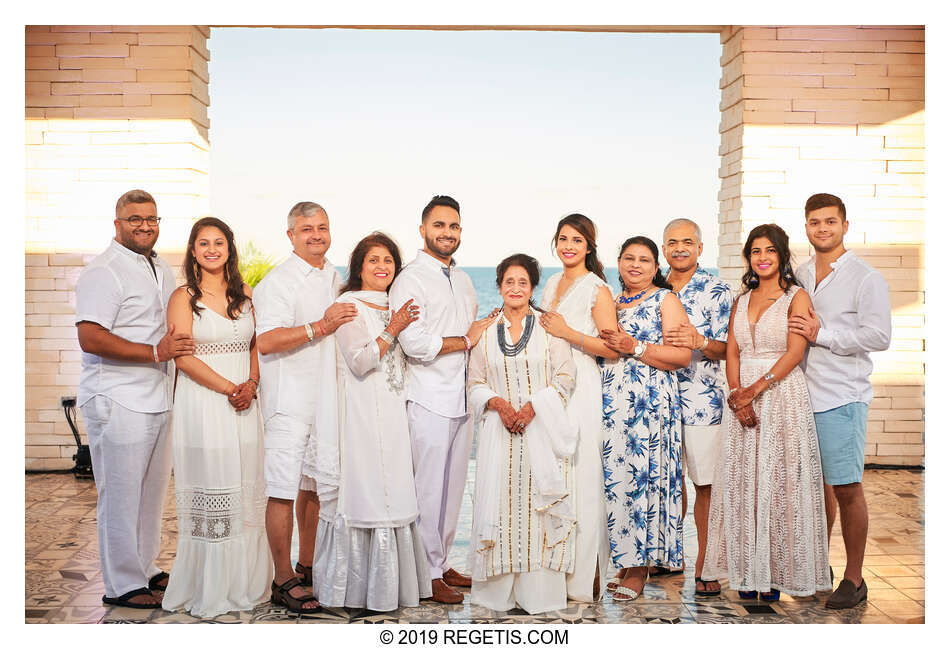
top-left (389, 195), bottom-right (496, 604)
top-left (789, 193), bottom-right (892, 610)
top-left (75, 189), bottom-right (196, 609)
top-left (255, 202), bottom-right (357, 612)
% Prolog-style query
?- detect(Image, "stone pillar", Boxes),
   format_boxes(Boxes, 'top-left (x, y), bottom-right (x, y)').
top-left (25, 25), bottom-right (210, 469)
top-left (717, 25), bottom-right (925, 466)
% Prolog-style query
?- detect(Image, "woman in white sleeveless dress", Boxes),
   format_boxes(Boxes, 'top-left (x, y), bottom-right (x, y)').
top-left (703, 224), bottom-right (831, 600)
top-left (307, 233), bottom-right (432, 611)
top-left (162, 218), bottom-right (272, 618)
top-left (538, 214), bottom-right (619, 602)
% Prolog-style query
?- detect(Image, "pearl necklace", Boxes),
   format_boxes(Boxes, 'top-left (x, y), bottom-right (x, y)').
top-left (617, 287), bottom-right (649, 304)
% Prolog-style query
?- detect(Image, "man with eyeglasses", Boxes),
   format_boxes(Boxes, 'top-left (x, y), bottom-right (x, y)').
top-left (75, 189), bottom-right (195, 609)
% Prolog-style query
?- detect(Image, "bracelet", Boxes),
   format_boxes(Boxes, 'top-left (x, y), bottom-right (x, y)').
top-left (317, 319), bottom-right (327, 337)
top-left (379, 330), bottom-right (395, 346)
top-left (579, 334), bottom-right (585, 352)
top-left (699, 336), bottom-right (709, 352)
top-left (763, 372), bottom-right (775, 390)
top-left (728, 387), bottom-right (739, 395)
top-left (248, 377), bottom-right (259, 387)
top-left (304, 323), bottom-right (314, 342)
top-left (152, 344), bottom-right (159, 363)
top-left (462, 335), bottom-right (472, 351)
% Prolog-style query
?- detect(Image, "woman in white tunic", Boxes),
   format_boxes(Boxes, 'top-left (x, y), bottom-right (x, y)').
top-left (538, 214), bottom-right (619, 602)
top-left (469, 254), bottom-right (578, 614)
top-left (308, 232), bottom-right (432, 612)
top-left (163, 217), bottom-right (271, 618)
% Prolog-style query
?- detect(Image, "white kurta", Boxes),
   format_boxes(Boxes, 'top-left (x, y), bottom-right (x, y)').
top-left (539, 272), bottom-right (611, 602)
top-left (468, 308), bottom-right (577, 614)
top-left (311, 292), bottom-right (431, 611)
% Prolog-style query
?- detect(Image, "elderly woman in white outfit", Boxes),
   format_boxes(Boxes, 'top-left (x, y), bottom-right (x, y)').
top-left (468, 254), bottom-right (578, 614)
top-left (307, 232), bottom-right (433, 611)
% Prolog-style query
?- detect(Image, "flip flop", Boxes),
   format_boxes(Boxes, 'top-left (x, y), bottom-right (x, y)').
top-left (694, 576), bottom-right (721, 597)
top-left (102, 586), bottom-right (161, 609)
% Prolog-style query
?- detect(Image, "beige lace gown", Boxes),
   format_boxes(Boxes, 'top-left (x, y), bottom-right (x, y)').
top-left (703, 286), bottom-right (831, 596)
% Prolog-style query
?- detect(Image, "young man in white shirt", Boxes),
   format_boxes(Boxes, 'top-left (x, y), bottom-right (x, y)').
top-left (75, 189), bottom-right (196, 609)
top-left (789, 193), bottom-right (892, 609)
top-left (255, 202), bottom-right (356, 612)
top-left (389, 195), bottom-right (495, 604)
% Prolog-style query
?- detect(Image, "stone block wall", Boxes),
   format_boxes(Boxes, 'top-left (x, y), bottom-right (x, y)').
top-left (25, 25), bottom-right (210, 469)
top-left (717, 25), bottom-right (925, 465)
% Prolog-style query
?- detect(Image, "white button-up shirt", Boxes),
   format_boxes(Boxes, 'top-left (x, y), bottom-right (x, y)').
top-left (74, 239), bottom-right (175, 413)
top-left (389, 250), bottom-right (477, 418)
top-left (796, 250), bottom-right (892, 413)
top-left (255, 252), bottom-right (342, 422)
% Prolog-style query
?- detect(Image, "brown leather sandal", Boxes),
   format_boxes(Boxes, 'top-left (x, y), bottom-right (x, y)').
top-left (295, 562), bottom-right (313, 587)
top-left (270, 577), bottom-right (320, 613)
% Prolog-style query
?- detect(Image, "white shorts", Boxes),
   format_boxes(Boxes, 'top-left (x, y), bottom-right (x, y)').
top-left (264, 413), bottom-right (317, 500)
top-left (682, 424), bottom-right (722, 487)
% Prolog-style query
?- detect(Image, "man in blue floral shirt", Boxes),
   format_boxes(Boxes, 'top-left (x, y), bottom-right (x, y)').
top-left (662, 218), bottom-right (732, 597)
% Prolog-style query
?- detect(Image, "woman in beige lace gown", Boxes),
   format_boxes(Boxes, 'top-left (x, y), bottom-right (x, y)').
top-left (703, 224), bottom-right (831, 600)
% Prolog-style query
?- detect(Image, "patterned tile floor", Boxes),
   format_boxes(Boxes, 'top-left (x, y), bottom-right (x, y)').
top-left (25, 464), bottom-right (924, 624)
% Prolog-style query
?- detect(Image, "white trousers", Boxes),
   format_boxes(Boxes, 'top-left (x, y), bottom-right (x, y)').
top-left (80, 396), bottom-right (172, 598)
top-left (471, 568), bottom-right (567, 615)
top-left (406, 401), bottom-right (472, 580)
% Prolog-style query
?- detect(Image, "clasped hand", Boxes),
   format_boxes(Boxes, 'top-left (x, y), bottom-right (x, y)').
top-left (489, 397), bottom-right (535, 434)
top-left (228, 380), bottom-right (256, 411)
top-left (389, 299), bottom-right (420, 334)
top-left (664, 322), bottom-right (702, 349)
top-left (727, 386), bottom-right (759, 428)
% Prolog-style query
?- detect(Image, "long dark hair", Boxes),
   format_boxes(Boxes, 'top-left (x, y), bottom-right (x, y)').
top-left (340, 232), bottom-right (403, 295)
top-left (617, 236), bottom-right (672, 291)
top-left (495, 253), bottom-right (542, 310)
top-left (184, 217), bottom-right (248, 319)
top-left (551, 213), bottom-right (607, 282)
top-left (741, 223), bottom-right (799, 293)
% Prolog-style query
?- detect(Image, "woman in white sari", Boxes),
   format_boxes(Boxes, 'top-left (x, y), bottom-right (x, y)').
top-left (538, 214), bottom-right (619, 602)
top-left (469, 254), bottom-right (578, 614)
top-left (306, 232), bottom-right (432, 611)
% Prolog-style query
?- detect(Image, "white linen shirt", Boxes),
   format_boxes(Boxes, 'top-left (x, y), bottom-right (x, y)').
top-left (254, 252), bottom-right (342, 422)
top-left (796, 250), bottom-right (892, 413)
top-left (74, 238), bottom-right (175, 413)
top-left (389, 250), bottom-right (477, 418)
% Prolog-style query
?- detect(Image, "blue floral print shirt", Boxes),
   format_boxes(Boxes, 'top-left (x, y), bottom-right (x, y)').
top-left (674, 267), bottom-right (732, 426)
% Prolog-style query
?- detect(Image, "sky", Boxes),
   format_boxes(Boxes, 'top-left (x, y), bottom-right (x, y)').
top-left (208, 27), bottom-right (722, 268)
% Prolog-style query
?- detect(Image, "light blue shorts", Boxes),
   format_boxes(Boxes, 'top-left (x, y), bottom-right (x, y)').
top-left (814, 402), bottom-right (869, 486)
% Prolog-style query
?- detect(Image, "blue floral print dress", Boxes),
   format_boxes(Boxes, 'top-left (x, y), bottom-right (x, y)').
top-left (601, 288), bottom-right (684, 570)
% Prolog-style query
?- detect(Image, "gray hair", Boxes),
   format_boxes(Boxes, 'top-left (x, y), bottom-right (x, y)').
top-left (287, 201), bottom-right (327, 230)
top-left (662, 218), bottom-right (702, 243)
top-left (115, 189), bottom-right (156, 217)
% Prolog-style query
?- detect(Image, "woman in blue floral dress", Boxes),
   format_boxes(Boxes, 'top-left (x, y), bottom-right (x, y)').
top-left (600, 237), bottom-right (692, 601)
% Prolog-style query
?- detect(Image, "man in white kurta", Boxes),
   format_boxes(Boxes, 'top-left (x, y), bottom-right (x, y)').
top-left (388, 195), bottom-right (479, 604)
top-left (254, 201), bottom-right (354, 610)
top-left (75, 190), bottom-right (194, 608)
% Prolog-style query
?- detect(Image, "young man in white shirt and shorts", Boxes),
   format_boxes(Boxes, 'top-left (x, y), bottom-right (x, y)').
top-left (790, 193), bottom-right (892, 609)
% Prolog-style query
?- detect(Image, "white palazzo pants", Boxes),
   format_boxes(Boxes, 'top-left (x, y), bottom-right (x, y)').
top-left (406, 401), bottom-right (472, 580)
top-left (472, 568), bottom-right (566, 615)
top-left (80, 395), bottom-right (172, 598)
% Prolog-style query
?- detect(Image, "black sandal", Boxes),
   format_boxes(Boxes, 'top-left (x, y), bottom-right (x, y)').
top-left (148, 571), bottom-right (170, 592)
top-left (694, 576), bottom-right (721, 597)
top-left (295, 562), bottom-right (313, 587)
top-left (271, 577), bottom-right (320, 614)
top-left (102, 586), bottom-right (162, 609)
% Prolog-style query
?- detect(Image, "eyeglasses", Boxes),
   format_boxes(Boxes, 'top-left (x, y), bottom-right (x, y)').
top-left (118, 216), bottom-right (161, 227)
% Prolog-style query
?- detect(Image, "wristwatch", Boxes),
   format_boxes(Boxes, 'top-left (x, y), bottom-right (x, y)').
top-left (633, 340), bottom-right (647, 360)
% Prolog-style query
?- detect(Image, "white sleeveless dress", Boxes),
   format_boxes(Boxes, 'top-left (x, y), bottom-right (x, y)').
top-left (162, 299), bottom-right (272, 618)
top-left (540, 272), bottom-right (610, 602)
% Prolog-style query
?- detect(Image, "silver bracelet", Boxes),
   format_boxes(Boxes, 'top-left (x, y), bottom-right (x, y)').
top-left (152, 344), bottom-right (159, 363)
top-left (699, 336), bottom-right (709, 352)
top-left (379, 330), bottom-right (395, 346)
top-left (462, 335), bottom-right (472, 351)
top-left (304, 322), bottom-right (315, 342)
top-left (763, 372), bottom-right (776, 389)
